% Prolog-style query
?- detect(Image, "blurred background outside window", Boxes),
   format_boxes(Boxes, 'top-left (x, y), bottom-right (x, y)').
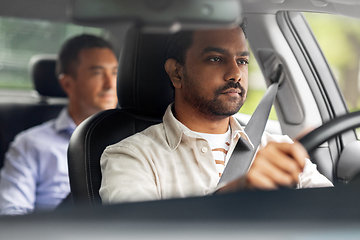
top-left (0, 17), bottom-right (104, 89)
top-left (305, 13), bottom-right (360, 113)
top-left (305, 13), bottom-right (360, 137)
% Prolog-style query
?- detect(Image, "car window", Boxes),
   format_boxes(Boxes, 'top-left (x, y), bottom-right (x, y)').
top-left (0, 15), bottom-right (276, 121)
top-left (305, 13), bottom-right (360, 137)
top-left (239, 48), bottom-right (277, 120)
top-left (0, 16), bottom-right (105, 90)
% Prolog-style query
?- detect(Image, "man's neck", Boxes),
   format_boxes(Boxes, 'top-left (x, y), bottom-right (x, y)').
top-left (173, 103), bottom-right (230, 134)
top-left (67, 105), bottom-right (95, 126)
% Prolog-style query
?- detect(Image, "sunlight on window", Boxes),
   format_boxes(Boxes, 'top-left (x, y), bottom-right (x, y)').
top-left (0, 17), bottom-right (104, 90)
top-left (305, 12), bottom-right (360, 112)
top-left (305, 12), bottom-right (360, 137)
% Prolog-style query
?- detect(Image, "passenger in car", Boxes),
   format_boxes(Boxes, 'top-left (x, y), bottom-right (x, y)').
top-left (99, 21), bottom-right (333, 204)
top-left (0, 34), bottom-right (118, 215)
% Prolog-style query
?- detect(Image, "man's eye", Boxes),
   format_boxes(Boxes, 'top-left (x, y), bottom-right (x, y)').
top-left (238, 59), bottom-right (249, 65)
top-left (209, 57), bottom-right (221, 62)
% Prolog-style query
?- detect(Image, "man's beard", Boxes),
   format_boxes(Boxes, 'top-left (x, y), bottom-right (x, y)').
top-left (182, 69), bottom-right (246, 119)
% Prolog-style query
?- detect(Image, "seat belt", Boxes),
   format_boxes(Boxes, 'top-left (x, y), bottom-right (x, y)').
top-left (219, 65), bottom-right (283, 184)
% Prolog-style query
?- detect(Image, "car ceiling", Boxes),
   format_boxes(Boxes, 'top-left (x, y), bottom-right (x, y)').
top-left (0, 0), bottom-right (70, 22)
top-left (1, 0), bottom-right (360, 27)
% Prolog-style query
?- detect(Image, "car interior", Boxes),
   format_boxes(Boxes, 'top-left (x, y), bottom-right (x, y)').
top-left (1, 0), bottom-right (360, 238)
top-left (0, 55), bottom-right (67, 169)
top-left (68, 29), bottom-right (173, 205)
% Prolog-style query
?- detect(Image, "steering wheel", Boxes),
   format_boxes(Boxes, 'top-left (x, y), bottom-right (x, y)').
top-left (298, 111), bottom-right (360, 183)
top-left (298, 111), bottom-right (360, 155)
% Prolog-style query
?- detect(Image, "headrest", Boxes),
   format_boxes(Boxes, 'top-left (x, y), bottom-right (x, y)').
top-left (29, 54), bottom-right (67, 98)
top-left (117, 29), bottom-right (174, 121)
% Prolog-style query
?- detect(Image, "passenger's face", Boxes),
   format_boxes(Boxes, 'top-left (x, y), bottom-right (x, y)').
top-left (71, 48), bottom-right (118, 114)
top-left (181, 27), bottom-right (249, 118)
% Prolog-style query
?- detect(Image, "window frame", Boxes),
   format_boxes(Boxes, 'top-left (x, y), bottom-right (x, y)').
top-left (277, 11), bottom-right (358, 181)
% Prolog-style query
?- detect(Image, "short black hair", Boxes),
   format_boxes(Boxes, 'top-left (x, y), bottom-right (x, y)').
top-left (56, 34), bottom-right (114, 77)
top-left (165, 18), bottom-right (247, 65)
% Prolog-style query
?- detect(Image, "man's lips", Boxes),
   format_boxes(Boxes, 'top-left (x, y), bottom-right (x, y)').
top-left (99, 90), bottom-right (116, 98)
top-left (221, 88), bottom-right (241, 95)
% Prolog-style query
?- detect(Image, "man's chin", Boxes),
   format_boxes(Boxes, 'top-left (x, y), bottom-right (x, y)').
top-left (221, 100), bottom-right (243, 114)
top-left (96, 101), bottom-right (118, 111)
top-left (206, 105), bottom-right (242, 118)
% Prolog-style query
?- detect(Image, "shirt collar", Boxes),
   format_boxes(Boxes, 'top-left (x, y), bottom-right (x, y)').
top-left (229, 116), bottom-right (254, 148)
top-left (163, 103), bottom-right (254, 150)
top-left (54, 108), bottom-right (76, 134)
top-left (163, 104), bottom-right (185, 150)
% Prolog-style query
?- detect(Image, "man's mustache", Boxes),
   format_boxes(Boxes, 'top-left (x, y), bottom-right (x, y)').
top-left (216, 82), bottom-right (245, 96)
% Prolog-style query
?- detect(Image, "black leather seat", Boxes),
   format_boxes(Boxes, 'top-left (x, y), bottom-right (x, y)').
top-left (67, 29), bottom-right (174, 205)
top-left (31, 55), bottom-right (67, 99)
top-left (0, 55), bottom-right (67, 169)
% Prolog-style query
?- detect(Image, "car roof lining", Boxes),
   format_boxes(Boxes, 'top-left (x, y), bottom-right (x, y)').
top-left (1, 0), bottom-right (360, 27)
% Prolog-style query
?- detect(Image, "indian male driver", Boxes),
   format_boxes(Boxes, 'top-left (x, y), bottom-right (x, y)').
top-left (0, 34), bottom-right (118, 215)
top-left (99, 22), bottom-right (333, 204)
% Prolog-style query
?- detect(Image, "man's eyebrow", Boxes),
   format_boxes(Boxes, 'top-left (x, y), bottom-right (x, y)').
top-left (201, 47), bottom-right (250, 57)
top-left (238, 51), bottom-right (250, 57)
top-left (90, 66), bottom-right (104, 70)
top-left (89, 66), bottom-right (118, 70)
top-left (202, 47), bottom-right (227, 55)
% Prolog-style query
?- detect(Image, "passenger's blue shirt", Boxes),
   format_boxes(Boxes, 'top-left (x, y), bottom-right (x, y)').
top-left (0, 108), bottom-right (76, 215)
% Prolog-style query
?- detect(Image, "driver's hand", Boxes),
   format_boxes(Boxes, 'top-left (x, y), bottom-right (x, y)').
top-left (215, 141), bottom-right (308, 194)
top-left (244, 141), bottom-right (307, 190)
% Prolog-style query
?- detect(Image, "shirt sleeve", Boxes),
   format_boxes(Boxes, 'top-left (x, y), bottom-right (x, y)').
top-left (298, 159), bottom-right (333, 188)
top-left (0, 137), bottom-right (37, 215)
top-left (99, 143), bottom-right (160, 204)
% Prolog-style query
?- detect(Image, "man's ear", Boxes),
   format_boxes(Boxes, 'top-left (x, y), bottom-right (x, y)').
top-left (58, 73), bottom-right (73, 96)
top-left (164, 58), bottom-right (182, 89)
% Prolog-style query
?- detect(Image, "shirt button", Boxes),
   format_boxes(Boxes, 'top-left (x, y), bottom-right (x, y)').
top-left (201, 147), bottom-right (208, 153)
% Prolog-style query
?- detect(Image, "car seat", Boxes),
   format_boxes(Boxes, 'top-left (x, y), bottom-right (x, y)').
top-left (67, 29), bottom-right (174, 205)
top-left (0, 55), bottom-right (67, 169)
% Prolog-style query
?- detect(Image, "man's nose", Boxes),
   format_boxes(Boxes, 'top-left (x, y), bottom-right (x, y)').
top-left (224, 60), bottom-right (242, 82)
top-left (103, 71), bottom-right (117, 89)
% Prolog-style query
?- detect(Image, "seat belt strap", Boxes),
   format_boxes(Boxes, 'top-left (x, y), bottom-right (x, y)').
top-left (219, 81), bottom-right (280, 184)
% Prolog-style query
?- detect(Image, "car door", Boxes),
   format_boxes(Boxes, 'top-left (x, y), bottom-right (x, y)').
top-left (245, 7), bottom-right (360, 183)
